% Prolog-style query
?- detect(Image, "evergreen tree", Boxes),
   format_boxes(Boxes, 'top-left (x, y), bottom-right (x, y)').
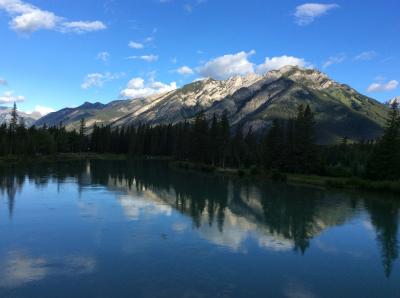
top-left (292, 104), bottom-right (318, 173)
top-left (263, 119), bottom-right (285, 169)
top-left (367, 102), bottom-right (400, 180)
top-left (79, 118), bottom-right (86, 152)
top-left (10, 102), bottom-right (18, 133)
top-left (218, 111), bottom-right (230, 168)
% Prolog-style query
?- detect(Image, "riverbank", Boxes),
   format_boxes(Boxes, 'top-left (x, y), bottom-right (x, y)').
top-left (1, 154), bottom-right (399, 194)
top-left (172, 160), bottom-right (400, 194)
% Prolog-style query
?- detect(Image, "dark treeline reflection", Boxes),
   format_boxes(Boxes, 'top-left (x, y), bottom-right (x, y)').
top-left (0, 160), bottom-right (399, 276)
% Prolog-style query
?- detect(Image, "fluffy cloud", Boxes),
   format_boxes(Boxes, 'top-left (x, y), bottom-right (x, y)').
top-left (61, 21), bottom-right (106, 33)
top-left (294, 3), bottom-right (339, 25)
top-left (81, 72), bottom-right (124, 89)
top-left (96, 51), bottom-right (110, 62)
top-left (10, 9), bottom-right (59, 33)
top-left (354, 51), bottom-right (377, 61)
top-left (197, 50), bottom-right (255, 80)
top-left (367, 80), bottom-right (399, 92)
top-left (197, 51), bottom-right (310, 79)
top-left (0, 0), bottom-right (106, 34)
top-left (33, 105), bottom-right (55, 116)
top-left (128, 41), bottom-right (144, 49)
top-left (121, 77), bottom-right (177, 99)
top-left (175, 66), bottom-right (194, 75)
top-left (0, 78), bottom-right (7, 85)
top-left (322, 53), bottom-right (346, 69)
top-left (0, 91), bottom-right (25, 104)
top-left (128, 55), bottom-right (158, 62)
top-left (256, 55), bottom-right (311, 74)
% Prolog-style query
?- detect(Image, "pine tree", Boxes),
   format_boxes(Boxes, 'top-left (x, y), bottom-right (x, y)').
top-left (264, 119), bottom-right (285, 169)
top-left (10, 102), bottom-right (18, 133)
top-left (79, 118), bottom-right (85, 136)
top-left (219, 111), bottom-right (230, 168)
top-left (79, 118), bottom-right (86, 152)
top-left (292, 104), bottom-right (318, 173)
top-left (367, 102), bottom-right (400, 180)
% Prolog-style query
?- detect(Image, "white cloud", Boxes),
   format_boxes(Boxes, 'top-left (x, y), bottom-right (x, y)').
top-left (33, 105), bottom-right (55, 116)
top-left (0, 0), bottom-right (106, 34)
top-left (128, 54), bottom-right (158, 62)
top-left (96, 51), bottom-right (110, 62)
top-left (81, 72), bottom-right (124, 89)
top-left (10, 9), bottom-right (59, 33)
top-left (175, 66), bottom-right (194, 75)
top-left (0, 78), bottom-right (7, 85)
top-left (128, 41), bottom-right (144, 49)
top-left (367, 80), bottom-right (399, 92)
top-left (294, 3), bottom-right (339, 25)
top-left (354, 51), bottom-right (377, 61)
top-left (256, 55), bottom-right (311, 74)
top-left (197, 50), bottom-right (255, 80)
top-left (322, 53), bottom-right (346, 69)
top-left (61, 21), bottom-right (106, 33)
top-left (197, 51), bottom-right (310, 79)
top-left (121, 77), bottom-right (177, 99)
top-left (0, 90), bottom-right (25, 104)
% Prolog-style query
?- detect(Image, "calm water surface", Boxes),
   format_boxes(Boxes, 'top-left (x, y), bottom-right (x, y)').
top-left (0, 160), bottom-right (399, 298)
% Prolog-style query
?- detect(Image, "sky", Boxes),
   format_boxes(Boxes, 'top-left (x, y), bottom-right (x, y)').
top-left (0, 0), bottom-right (399, 115)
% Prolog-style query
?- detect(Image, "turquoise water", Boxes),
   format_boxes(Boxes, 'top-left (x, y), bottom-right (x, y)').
top-left (0, 160), bottom-right (399, 297)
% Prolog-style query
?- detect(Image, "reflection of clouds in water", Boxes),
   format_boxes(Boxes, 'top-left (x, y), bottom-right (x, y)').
top-left (197, 209), bottom-right (293, 252)
top-left (172, 222), bottom-right (188, 233)
top-left (115, 183), bottom-right (294, 252)
top-left (257, 235), bottom-right (293, 252)
top-left (118, 193), bottom-right (172, 220)
top-left (315, 239), bottom-right (370, 260)
top-left (77, 200), bottom-right (98, 218)
top-left (0, 251), bottom-right (95, 288)
top-left (283, 279), bottom-right (316, 298)
top-left (362, 220), bottom-right (375, 234)
top-left (0, 251), bottom-right (47, 288)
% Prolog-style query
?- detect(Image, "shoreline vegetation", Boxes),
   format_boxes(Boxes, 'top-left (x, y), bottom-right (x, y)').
top-left (1, 102), bottom-right (400, 195)
top-left (171, 160), bottom-right (400, 194)
top-left (1, 153), bottom-right (399, 194)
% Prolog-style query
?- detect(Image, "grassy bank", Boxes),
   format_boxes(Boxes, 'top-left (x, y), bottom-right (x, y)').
top-left (172, 161), bottom-right (400, 194)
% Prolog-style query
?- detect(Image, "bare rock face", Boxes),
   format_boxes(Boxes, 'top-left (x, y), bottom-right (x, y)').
top-left (34, 66), bottom-right (389, 144)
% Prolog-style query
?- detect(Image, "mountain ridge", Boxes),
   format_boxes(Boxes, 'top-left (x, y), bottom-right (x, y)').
top-left (35, 66), bottom-right (389, 144)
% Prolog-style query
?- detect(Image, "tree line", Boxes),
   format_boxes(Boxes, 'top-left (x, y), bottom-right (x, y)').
top-left (1, 102), bottom-right (399, 181)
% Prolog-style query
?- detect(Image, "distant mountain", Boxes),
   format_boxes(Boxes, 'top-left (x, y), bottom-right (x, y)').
top-left (36, 66), bottom-right (389, 144)
top-left (0, 106), bottom-right (41, 127)
top-left (35, 101), bottom-right (106, 130)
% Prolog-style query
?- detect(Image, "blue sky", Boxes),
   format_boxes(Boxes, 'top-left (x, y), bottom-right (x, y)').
top-left (0, 0), bottom-right (399, 115)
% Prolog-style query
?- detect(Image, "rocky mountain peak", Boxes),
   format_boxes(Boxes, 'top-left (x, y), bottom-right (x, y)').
top-left (264, 66), bottom-right (335, 90)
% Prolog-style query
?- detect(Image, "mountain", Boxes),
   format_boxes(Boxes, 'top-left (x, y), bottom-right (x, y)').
top-left (0, 106), bottom-right (41, 127)
top-left (36, 66), bottom-right (389, 144)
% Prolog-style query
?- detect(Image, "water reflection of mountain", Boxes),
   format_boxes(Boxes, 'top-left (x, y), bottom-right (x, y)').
top-left (0, 160), bottom-right (399, 276)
